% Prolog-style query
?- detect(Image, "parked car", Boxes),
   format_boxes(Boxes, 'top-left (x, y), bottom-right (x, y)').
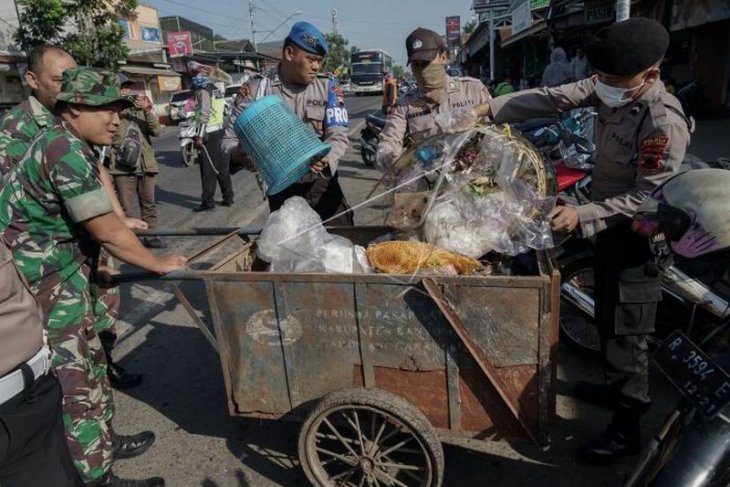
top-left (167, 90), bottom-right (194, 123)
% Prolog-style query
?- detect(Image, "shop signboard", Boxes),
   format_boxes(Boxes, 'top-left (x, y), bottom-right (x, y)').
top-left (670, 0), bottom-right (730, 31)
top-left (157, 75), bottom-right (182, 92)
top-left (167, 32), bottom-right (193, 58)
top-left (446, 16), bottom-right (462, 48)
top-left (585, 0), bottom-right (615, 25)
top-left (511, 0), bottom-right (532, 35)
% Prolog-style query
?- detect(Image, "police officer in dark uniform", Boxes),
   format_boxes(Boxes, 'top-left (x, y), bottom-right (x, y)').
top-left (473, 18), bottom-right (691, 463)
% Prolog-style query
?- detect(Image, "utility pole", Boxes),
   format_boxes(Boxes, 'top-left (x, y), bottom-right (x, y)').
top-left (247, 0), bottom-right (257, 51)
top-left (331, 9), bottom-right (338, 34)
top-left (488, 10), bottom-right (495, 82)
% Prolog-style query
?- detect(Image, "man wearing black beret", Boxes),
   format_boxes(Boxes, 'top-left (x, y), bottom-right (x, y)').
top-left (473, 18), bottom-right (692, 464)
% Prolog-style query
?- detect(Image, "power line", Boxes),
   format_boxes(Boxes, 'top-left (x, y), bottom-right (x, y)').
top-left (153, 0), bottom-right (247, 22)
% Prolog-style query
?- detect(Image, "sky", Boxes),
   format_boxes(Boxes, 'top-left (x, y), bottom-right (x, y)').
top-left (144, 0), bottom-right (476, 66)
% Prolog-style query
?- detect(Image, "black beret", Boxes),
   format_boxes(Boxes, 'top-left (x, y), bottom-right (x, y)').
top-left (587, 17), bottom-right (669, 76)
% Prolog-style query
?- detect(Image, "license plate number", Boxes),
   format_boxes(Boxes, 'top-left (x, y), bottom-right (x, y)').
top-left (654, 331), bottom-right (730, 418)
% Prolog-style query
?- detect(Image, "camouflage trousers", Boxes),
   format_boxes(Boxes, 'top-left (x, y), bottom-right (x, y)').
top-left (91, 252), bottom-right (119, 336)
top-left (52, 252), bottom-right (119, 484)
top-left (52, 320), bottom-right (115, 485)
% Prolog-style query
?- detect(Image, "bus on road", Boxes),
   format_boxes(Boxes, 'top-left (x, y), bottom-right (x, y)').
top-left (350, 49), bottom-right (393, 96)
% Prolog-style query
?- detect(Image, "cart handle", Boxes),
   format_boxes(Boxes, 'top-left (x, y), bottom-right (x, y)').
top-left (134, 225), bottom-right (263, 237)
top-left (101, 269), bottom-right (200, 286)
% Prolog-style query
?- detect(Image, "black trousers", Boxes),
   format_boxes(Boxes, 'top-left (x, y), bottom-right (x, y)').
top-left (0, 373), bottom-right (82, 487)
top-left (199, 130), bottom-right (234, 207)
top-left (594, 223), bottom-right (661, 408)
top-left (268, 171), bottom-right (354, 227)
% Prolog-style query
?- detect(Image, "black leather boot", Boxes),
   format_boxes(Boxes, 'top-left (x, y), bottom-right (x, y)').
top-left (107, 362), bottom-right (143, 389)
top-left (112, 431), bottom-right (156, 460)
top-left (96, 471), bottom-right (164, 487)
top-left (581, 400), bottom-right (651, 465)
top-left (101, 330), bottom-right (143, 390)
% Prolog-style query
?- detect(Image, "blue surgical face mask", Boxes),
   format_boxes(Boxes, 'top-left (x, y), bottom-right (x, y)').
top-left (594, 78), bottom-right (645, 108)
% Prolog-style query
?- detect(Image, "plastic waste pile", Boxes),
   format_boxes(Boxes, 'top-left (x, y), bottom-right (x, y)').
top-left (257, 197), bottom-right (365, 274)
top-left (256, 124), bottom-right (556, 276)
top-left (388, 124), bottom-right (557, 258)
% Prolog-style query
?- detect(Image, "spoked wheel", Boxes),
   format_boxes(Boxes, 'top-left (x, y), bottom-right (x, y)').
top-left (182, 144), bottom-right (198, 167)
top-left (298, 388), bottom-right (444, 487)
top-left (559, 254), bottom-right (601, 357)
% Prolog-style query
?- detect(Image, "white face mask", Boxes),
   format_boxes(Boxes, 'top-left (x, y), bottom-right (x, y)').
top-left (594, 78), bottom-right (645, 108)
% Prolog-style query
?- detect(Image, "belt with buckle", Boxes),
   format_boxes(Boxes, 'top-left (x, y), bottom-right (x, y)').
top-left (0, 346), bottom-right (52, 405)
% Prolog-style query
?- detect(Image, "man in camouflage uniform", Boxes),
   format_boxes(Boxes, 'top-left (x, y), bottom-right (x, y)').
top-left (0, 67), bottom-right (186, 486)
top-left (376, 27), bottom-right (492, 169)
top-left (0, 44), bottom-right (144, 390)
top-left (221, 21), bottom-right (353, 225)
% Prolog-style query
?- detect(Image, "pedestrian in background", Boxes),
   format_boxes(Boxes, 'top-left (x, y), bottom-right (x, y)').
top-left (541, 47), bottom-right (574, 87)
top-left (572, 47), bottom-right (589, 80)
top-left (192, 65), bottom-right (234, 212)
top-left (109, 74), bottom-right (165, 249)
top-left (494, 76), bottom-right (516, 96)
top-left (382, 71), bottom-right (398, 114)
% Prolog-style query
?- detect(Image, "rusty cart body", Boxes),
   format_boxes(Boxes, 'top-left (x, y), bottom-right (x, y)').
top-left (147, 225), bottom-right (561, 487)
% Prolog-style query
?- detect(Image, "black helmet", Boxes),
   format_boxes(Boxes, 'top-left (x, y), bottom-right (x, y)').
top-left (633, 168), bottom-right (730, 258)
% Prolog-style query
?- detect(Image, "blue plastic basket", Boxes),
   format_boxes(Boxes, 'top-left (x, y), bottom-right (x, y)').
top-left (233, 95), bottom-right (331, 195)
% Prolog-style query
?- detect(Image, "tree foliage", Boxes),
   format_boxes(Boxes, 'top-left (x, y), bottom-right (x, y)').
top-left (323, 32), bottom-right (350, 74)
top-left (392, 65), bottom-right (405, 79)
top-left (14, 0), bottom-right (138, 70)
top-left (463, 19), bottom-right (478, 35)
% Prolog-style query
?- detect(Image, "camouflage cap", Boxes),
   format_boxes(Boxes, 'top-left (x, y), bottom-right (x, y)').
top-left (56, 67), bottom-right (133, 107)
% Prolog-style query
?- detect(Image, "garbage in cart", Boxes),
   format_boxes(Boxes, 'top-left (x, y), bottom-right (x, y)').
top-left (256, 124), bottom-right (557, 276)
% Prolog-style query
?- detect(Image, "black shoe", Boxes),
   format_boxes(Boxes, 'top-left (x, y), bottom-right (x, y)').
top-left (221, 200), bottom-right (234, 207)
top-left (581, 429), bottom-right (642, 465)
top-left (97, 471), bottom-right (165, 487)
top-left (573, 381), bottom-right (618, 409)
top-left (113, 431), bottom-right (156, 460)
top-left (107, 362), bottom-right (143, 390)
top-left (192, 204), bottom-right (215, 212)
top-left (141, 236), bottom-right (166, 249)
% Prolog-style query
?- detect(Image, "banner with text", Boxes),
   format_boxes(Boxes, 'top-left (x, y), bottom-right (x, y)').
top-left (446, 16), bottom-right (462, 48)
top-left (167, 31), bottom-right (192, 58)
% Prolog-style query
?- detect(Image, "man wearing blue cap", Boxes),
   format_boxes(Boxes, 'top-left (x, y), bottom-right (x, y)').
top-left (222, 21), bottom-right (353, 225)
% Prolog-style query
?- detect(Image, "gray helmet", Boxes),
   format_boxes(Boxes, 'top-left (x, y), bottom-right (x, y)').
top-left (634, 168), bottom-right (730, 258)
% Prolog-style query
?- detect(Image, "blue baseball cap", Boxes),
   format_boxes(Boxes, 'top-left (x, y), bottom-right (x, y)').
top-left (286, 22), bottom-right (328, 56)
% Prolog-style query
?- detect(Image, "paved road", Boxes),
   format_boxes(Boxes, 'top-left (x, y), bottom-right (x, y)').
top-left (112, 94), bottom-right (680, 486)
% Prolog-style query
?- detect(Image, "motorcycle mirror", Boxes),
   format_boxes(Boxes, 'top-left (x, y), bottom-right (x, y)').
top-left (574, 136), bottom-right (596, 155)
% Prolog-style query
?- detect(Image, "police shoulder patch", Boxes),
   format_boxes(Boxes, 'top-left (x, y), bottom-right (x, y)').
top-left (638, 134), bottom-right (669, 173)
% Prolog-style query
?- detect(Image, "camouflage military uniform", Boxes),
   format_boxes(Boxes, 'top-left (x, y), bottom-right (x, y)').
top-left (0, 95), bottom-right (54, 175)
top-left (0, 68), bottom-right (131, 484)
top-left (0, 88), bottom-right (120, 352)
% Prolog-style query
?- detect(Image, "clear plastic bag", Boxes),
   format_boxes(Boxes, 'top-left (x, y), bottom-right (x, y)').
top-left (258, 196), bottom-right (363, 273)
top-left (391, 125), bottom-right (556, 257)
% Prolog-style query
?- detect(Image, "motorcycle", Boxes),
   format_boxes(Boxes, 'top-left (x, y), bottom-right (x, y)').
top-left (622, 168), bottom-right (730, 487)
top-left (177, 112), bottom-right (198, 167)
top-left (359, 111), bottom-right (387, 167)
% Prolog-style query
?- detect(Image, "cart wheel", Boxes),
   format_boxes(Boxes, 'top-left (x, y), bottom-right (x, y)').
top-left (298, 388), bottom-right (444, 487)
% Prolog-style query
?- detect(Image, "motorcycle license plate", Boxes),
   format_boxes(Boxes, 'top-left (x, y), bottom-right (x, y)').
top-left (653, 331), bottom-right (730, 418)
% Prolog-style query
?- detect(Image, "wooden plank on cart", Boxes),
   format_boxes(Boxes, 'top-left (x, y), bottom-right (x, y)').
top-left (422, 277), bottom-right (541, 445)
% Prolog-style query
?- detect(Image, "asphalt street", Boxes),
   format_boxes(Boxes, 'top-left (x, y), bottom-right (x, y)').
top-left (111, 94), bottom-right (680, 487)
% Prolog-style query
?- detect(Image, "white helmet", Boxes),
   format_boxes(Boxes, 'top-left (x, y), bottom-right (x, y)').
top-left (633, 168), bottom-right (730, 258)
